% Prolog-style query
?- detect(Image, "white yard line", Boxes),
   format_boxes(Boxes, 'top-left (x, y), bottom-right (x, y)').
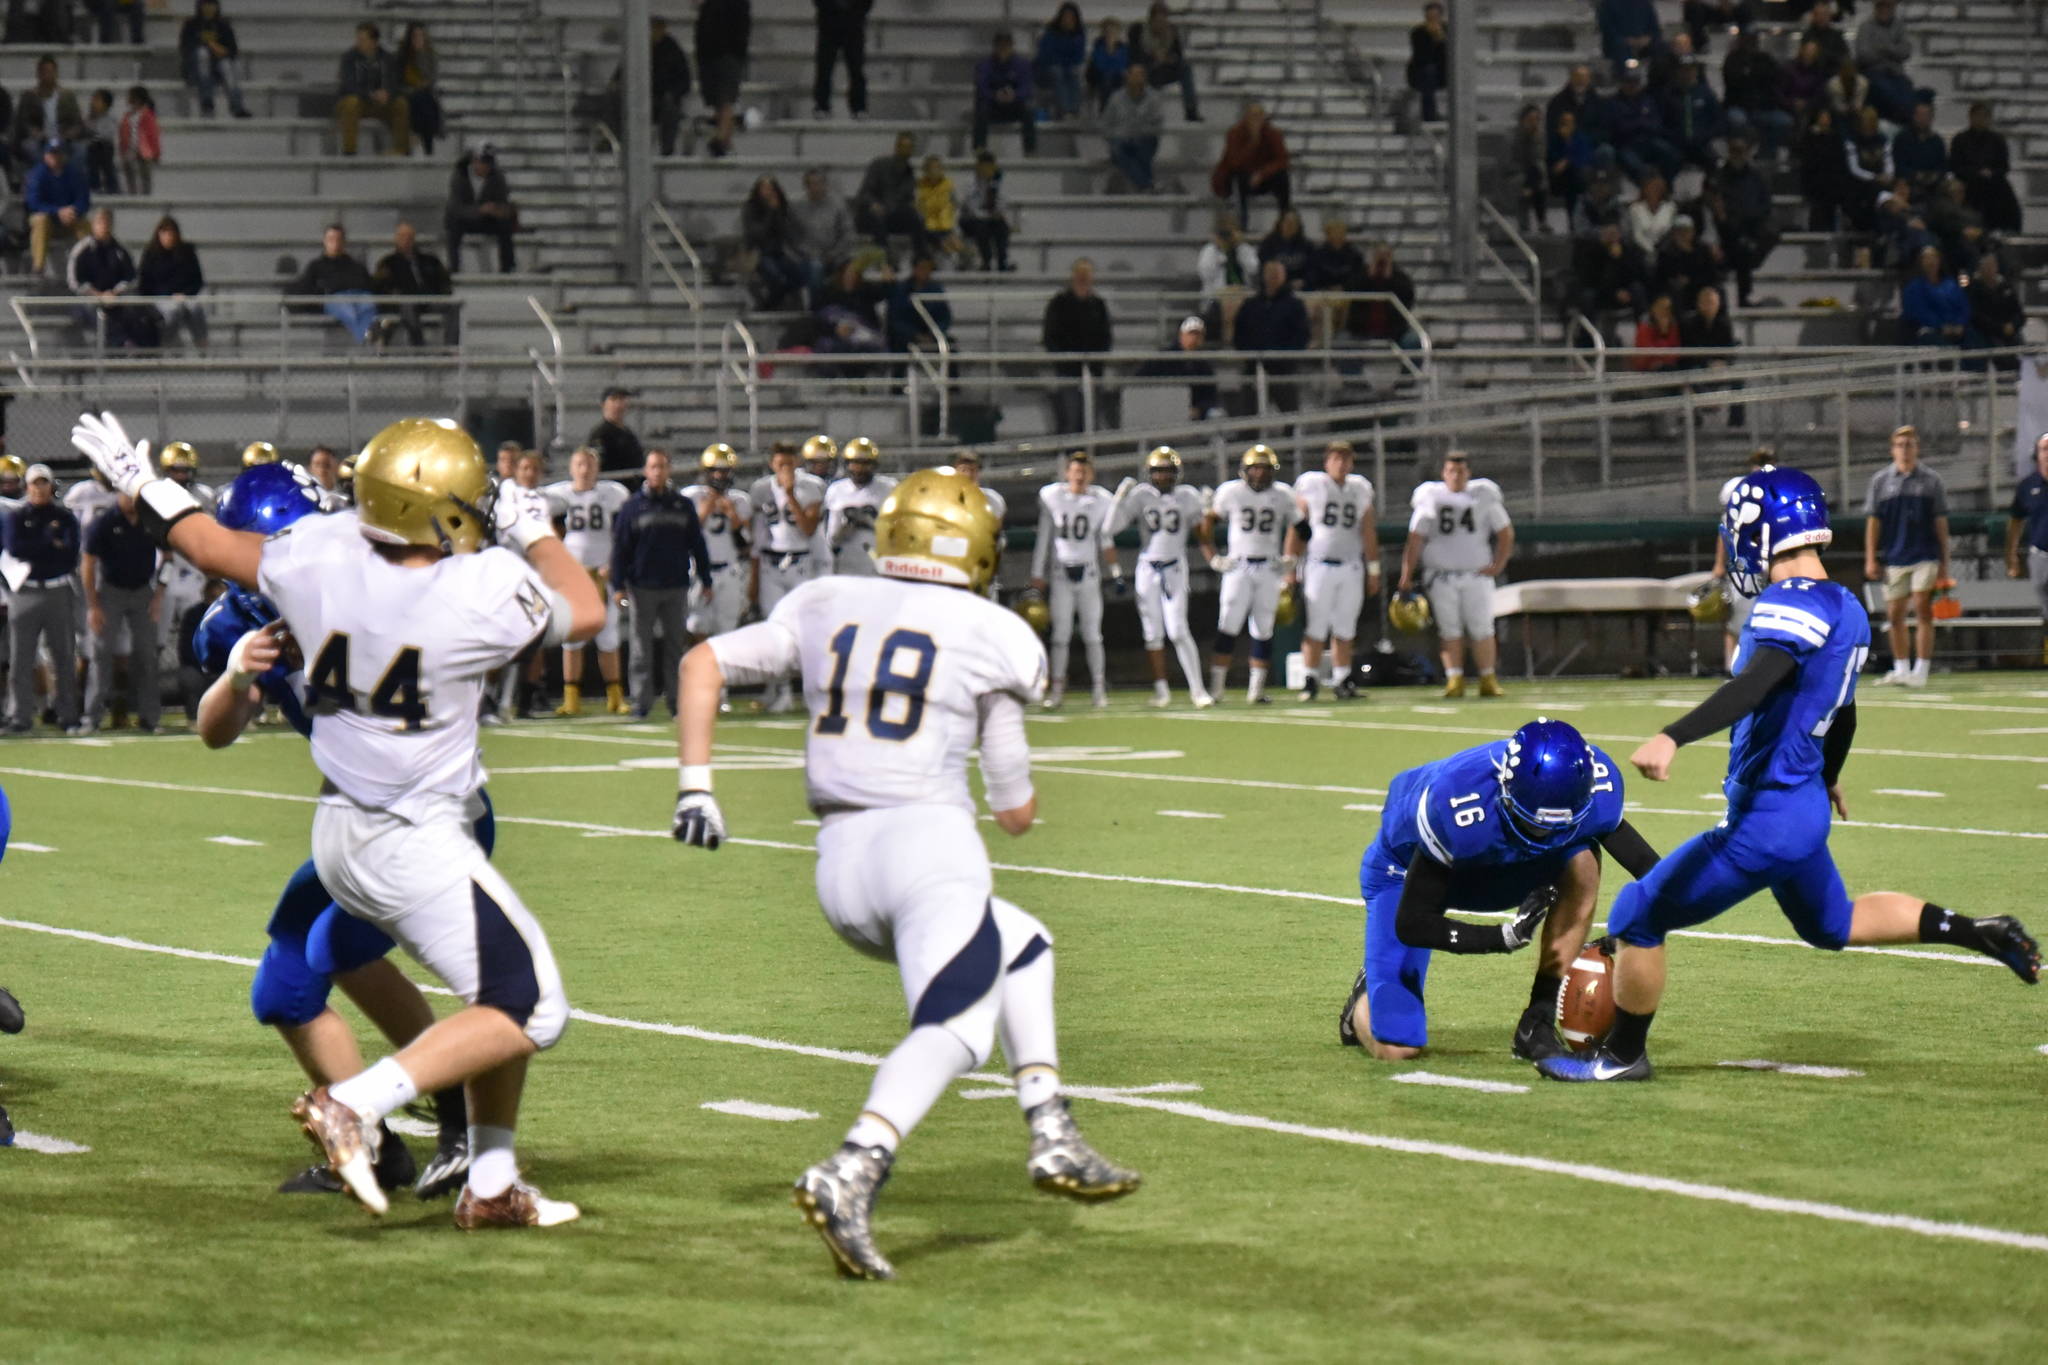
top-left (1390, 1072), bottom-right (1529, 1095)
top-left (1157, 810), bottom-right (1227, 820)
top-left (1718, 1060), bottom-right (1865, 1079)
top-left (10, 1131), bottom-right (92, 1154)
top-left (700, 1100), bottom-right (819, 1122)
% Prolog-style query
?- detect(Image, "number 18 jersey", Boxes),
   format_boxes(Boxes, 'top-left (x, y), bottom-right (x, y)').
top-left (707, 575), bottom-right (1048, 815)
top-left (1728, 577), bottom-right (1870, 793)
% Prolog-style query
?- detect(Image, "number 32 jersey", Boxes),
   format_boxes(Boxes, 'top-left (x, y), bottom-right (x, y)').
top-left (259, 511), bottom-right (559, 822)
top-left (708, 575), bottom-right (1047, 816)
top-left (1211, 477), bottom-right (1297, 560)
top-left (1728, 577), bottom-right (1869, 793)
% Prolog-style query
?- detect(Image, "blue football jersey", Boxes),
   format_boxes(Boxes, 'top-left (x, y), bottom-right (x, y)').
top-left (1728, 577), bottom-right (1870, 791)
top-left (194, 593), bottom-right (312, 738)
top-left (1370, 741), bottom-right (1626, 909)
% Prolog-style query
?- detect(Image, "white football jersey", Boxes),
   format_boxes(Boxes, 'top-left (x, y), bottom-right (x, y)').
top-left (1211, 477), bottom-right (1297, 560)
top-left (1410, 478), bottom-right (1511, 573)
top-left (545, 479), bottom-right (631, 570)
top-left (825, 474), bottom-right (899, 571)
top-left (709, 575), bottom-right (1047, 815)
top-left (681, 483), bottom-right (755, 565)
top-left (1116, 483), bottom-right (1206, 561)
top-left (258, 511), bottom-right (559, 824)
top-left (977, 485), bottom-right (1007, 523)
top-left (64, 479), bottom-right (117, 531)
top-left (748, 471), bottom-right (828, 555)
top-left (1296, 471), bottom-right (1374, 562)
top-left (1031, 484), bottom-right (1115, 575)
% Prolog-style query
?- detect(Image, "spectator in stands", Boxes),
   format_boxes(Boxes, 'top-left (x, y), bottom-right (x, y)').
top-left (1653, 214), bottom-right (1722, 311)
top-left (1234, 259), bottom-right (1308, 412)
top-left (914, 155), bottom-right (962, 261)
top-left (1646, 31), bottom-right (1697, 97)
top-left (1795, 106), bottom-right (1847, 231)
top-left (26, 139), bottom-right (88, 275)
top-left (1801, 2), bottom-right (1849, 73)
top-left (1571, 222), bottom-right (1649, 335)
top-left (1821, 55), bottom-right (1868, 127)
top-left (1607, 64), bottom-right (1679, 186)
top-left (1347, 242), bottom-right (1419, 350)
top-left (1779, 39), bottom-right (1828, 133)
top-left (696, 0), bottom-right (751, 159)
top-left (80, 490), bottom-right (160, 735)
top-left (1665, 59), bottom-right (1721, 171)
top-left (855, 131), bottom-right (924, 248)
top-left (337, 22), bottom-right (411, 157)
top-left (1632, 292), bottom-right (1681, 374)
top-left (1852, 0), bottom-right (1922, 124)
top-left (813, 0), bottom-right (870, 120)
top-left (446, 144), bottom-right (518, 274)
top-left (1406, 3), bottom-right (1447, 125)
top-left (1597, 0), bottom-right (1663, 68)
top-left (1625, 172), bottom-right (1675, 256)
top-left (1720, 30), bottom-right (1787, 161)
top-left (1707, 134), bottom-right (1775, 307)
top-left (1101, 62), bottom-right (1165, 192)
top-left (371, 220), bottom-right (455, 347)
top-left (1547, 109), bottom-right (1595, 225)
top-left (81, 87), bottom-right (115, 195)
top-left (792, 167), bottom-right (855, 294)
top-left (813, 256), bottom-right (889, 359)
top-left (1681, 0), bottom-right (1752, 54)
top-left (1085, 15), bottom-right (1130, 111)
top-left (1900, 247), bottom-right (1970, 347)
top-left (1210, 100), bottom-right (1289, 229)
top-left (1680, 283), bottom-right (1743, 426)
top-left (1951, 102), bottom-right (2021, 235)
top-left (68, 207), bottom-right (148, 349)
top-left (14, 56), bottom-right (83, 166)
top-left (1038, 4), bottom-right (1087, 121)
top-left (1925, 176), bottom-right (1983, 276)
top-left (1571, 171), bottom-right (1624, 239)
top-left (1129, 2), bottom-right (1199, 121)
top-left (2, 465), bottom-right (82, 736)
top-left (137, 214), bottom-right (206, 350)
top-left (1874, 183), bottom-right (1934, 274)
top-left (1257, 208), bottom-right (1310, 284)
top-left (1892, 100), bottom-right (1945, 198)
top-left (588, 388), bottom-right (643, 468)
top-left (974, 29), bottom-right (1038, 155)
top-left (1196, 208), bottom-right (1258, 334)
top-left (1965, 251), bottom-right (2023, 368)
top-left (958, 149), bottom-right (1013, 271)
top-left (1844, 105), bottom-right (1894, 231)
top-left (1136, 315), bottom-right (1221, 420)
top-left (179, 2), bottom-right (250, 120)
top-left (87, 0), bottom-right (144, 45)
top-left (117, 86), bottom-right (157, 194)
top-left (1042, 257), bottom-right (1113, 433)
top-left (885, 254), bottom-right (952, 352)
top-left (611, 16), bottom-right (693, 157)
top-left (286, 224), bottom-right (377, 345)
top-left (1546, 65), bottom-right (1597, 141)
top-left (1503, 103), bottom-right (1548, 233)
top-left (1864, 426), bottom-right (1949, 688)
top-left (738, 174), bottom-right (803, 310)
top-left (1302, 215), bottom-right (1364, 303)
top-left (612, 448), bottom-right (712, 719)
top-left (398, 22), bottom-right (443, 158)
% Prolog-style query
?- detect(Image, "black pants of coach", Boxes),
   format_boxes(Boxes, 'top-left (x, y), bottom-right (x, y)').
top-left (814, 15), bottom-right (867, 115)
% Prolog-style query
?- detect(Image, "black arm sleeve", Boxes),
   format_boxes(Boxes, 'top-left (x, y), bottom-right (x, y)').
top-left (1597, 818), bottom-right (1664, 881)
top-left (1821, 700), bottom-right (1857, 787)
top-left (1661, 644), bottom-right (1797, 746)
top-left (1393, 850), bottom-right (1510, 955)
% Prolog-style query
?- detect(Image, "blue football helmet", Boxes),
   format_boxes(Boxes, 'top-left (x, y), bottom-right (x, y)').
top-left (1723, 465), bottom-right (1831, 598)
top-left (1, 779), bottom-right (11, 865)
top-left (1495, 718), bottom-right (1596, 850)
top-left (215, 461), bottom-right (324, 536)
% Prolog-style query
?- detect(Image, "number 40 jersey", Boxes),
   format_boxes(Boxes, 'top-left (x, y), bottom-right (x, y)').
top-left (707, 575), bottom-right (1048, 816)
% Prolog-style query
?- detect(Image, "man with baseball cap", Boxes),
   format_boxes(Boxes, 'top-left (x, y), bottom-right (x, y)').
top-left (1136, 315), bottom-right (1221, 421)
top-left (1, 465), bottom-right (84, 734)
top-left (26, 138), bottom-right (90, 275)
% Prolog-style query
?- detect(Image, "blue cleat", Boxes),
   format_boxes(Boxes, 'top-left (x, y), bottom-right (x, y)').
top-left (1979, 916), bottom-right (2041, 985)
top-left (1536, 1047), bottom-right (1655, 1083)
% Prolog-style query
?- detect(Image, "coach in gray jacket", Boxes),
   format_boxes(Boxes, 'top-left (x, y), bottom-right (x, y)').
top-left (611, 448), bottom-right (713, 718)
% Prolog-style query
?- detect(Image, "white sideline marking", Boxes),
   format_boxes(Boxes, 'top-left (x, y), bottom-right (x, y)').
top-left (1036, 765), bottom-right (1384, 797)
top-left (1410, 706), bottom-right (1458, 715)
top-left (2037, 1044), bottom-right (2048, 1056)
top-left (1343, 803), bottom-right (1385, 813)
top-left (11, 1131), bottom-right (91, 1154)
top-left (6, 841), bottom-right (54, 853)
top-left (1976, 727), bottom-right (2048, 736)
top-left (206, 835), bottom-right (265, 847)
top-left (1719, 1060), bottom-right (1865, 1079)
top-left (1673, 928), bottom-right (1998, 968)
top-left (6, 916), bottom-right (2046, 1257)
top-left (701, 1100), bottom-right (819, 1122)
top-left (1873, 789), bottom-right (1945, 799)
top-left (1391, 1072), bottom-right (1529, 1095)
top-left (961, 1082), bottom-right (1203, 1101)
top-left (1031, 747), bottom-right (1185, 762)
top-left (1157, 809), bottom-right (1226, 820)
top-left (489, 765), bottom-right (635, 775)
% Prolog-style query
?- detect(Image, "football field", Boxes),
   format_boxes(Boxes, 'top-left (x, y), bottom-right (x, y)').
top-left (2, 677), bottom-right (2045, 1362)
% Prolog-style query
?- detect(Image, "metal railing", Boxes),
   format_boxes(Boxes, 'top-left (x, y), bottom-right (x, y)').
top-left (645, 200), bottom-right (707, 359)
top-left (716, 319), bottom-right (761, 456)
top-left (905, 295), bottom-right (952, 452)
top-left (527, 295), bottom-right (566, 450)
top-left (1478, 200), bottom-right (1544, 341)
top-left (1568, 311), bottom-right (1613, 481)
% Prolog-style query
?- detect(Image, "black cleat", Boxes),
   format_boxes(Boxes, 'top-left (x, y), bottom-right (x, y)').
top-left (1333, 678), bottom-right (1359, 701)
top-left (1537, 1047), bottom-right (1655, 1083)
top-left (1298, 677), bottom-right (1320, 703)
top-left (277, 1121), bottom-right (415, 1195)
top-left (1337, 968), bottom-right (1369, 1047)
top-left (0, 986), bottom-right (22, 1035)
top-left (277, 1164), bottom-right (348, 1195)
top-left (1025, 1099), bottom-right (1142, 1200)
top-left (1979, 916), bottom-right (2041, 985)
top-left (1511, 1007), bottom-right (1568, 1062)
top-left (415, 1132), bottom-right (471, 1200)
top-left (793, 1142), bottom-right (896, 1280)
top-left (0, 1102), bottom-right (12, 1147)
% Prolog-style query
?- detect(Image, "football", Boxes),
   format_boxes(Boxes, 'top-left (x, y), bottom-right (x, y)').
top-left (1556, 939), bottom-right (1617, 1053)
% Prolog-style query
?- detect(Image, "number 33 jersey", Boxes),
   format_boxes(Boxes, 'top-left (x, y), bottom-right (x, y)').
top-left (259, 511), bottom-right (562, 822)
top-left (1728, 577), bottom-right (1870, 793)
top-left (708, 575), bottom-right (1048, 815)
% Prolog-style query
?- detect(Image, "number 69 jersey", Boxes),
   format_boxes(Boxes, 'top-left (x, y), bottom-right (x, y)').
top-left (259, 511), bottom-right (563, 823)
top-left (707, 575), bottom-right (1048, 816)
top-left (1211, 476), bottom-right (1297, 560)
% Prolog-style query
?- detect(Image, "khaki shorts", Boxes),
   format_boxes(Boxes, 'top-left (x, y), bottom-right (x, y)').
top-left (1883, 561), bottom-right (1939, 602)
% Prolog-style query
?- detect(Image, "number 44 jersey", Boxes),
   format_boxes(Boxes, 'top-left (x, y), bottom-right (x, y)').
top-left (707, 575), bottom-right (1048, 815)
top-left (259, 511), bottom-right (563, 823)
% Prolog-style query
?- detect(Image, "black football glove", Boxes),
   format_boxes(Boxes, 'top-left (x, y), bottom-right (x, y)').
top-left (1500, 885), bottom-right (1558, 952)
top-left (673, 790), bottom-right (726, 850)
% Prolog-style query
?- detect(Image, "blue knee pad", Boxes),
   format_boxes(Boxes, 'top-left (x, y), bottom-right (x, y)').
top-left (251, 860), bottom-right (341, 1027)
top-left (1250, 636), bottom-right (1274, 663)
top-left (1212, 631), bottom-right (1238, 656)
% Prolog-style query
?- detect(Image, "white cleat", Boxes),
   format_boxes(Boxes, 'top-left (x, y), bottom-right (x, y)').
top-left (453, 1180), bottom-right (581, 1229)
top-left (1148, 690), bottom-right (1172, 709)
top-left (1193, 692), bottom-right (1217, 709)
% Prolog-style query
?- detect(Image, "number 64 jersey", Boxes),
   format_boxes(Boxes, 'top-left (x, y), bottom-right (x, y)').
top-left (707, 575), bottom-right (1048, 815)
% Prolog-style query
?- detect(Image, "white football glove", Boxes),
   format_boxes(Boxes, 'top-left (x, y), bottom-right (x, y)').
top-left (1208, 553), bottom-right (1235, 574)
top-left (495, 486), bottom-right (558, 555)
top-left (1500, 885), bottom-right (1558, 953)
top-left (71, 410), bottom-right (153, 497)
top-left (672, 789), bottom-right (726, 850)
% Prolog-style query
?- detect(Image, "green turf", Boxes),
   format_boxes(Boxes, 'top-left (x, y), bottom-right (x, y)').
top-left (2, 677), bottom-right (2046, 1362)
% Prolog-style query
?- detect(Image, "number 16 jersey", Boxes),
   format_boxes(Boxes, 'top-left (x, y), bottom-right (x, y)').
top-left (707, 575), bottom-right (1048, 816)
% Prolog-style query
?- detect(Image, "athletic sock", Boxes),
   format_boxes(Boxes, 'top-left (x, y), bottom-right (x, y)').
top-left (1919, 903), bottom-right (1992, 952)
top-left (1445, 667), bottom-right (1464, 681)
top-left (1248, 662), bottom-right (1268, 700)
top-left (466, 1124), bottom-right (518, 1198)
top-left (433, 1084), bottom-right (468, 1140)
top-left (1083, 638), bottom-right (1106, 695)
top-left (1172, 634), bottom-right (1206, 695)
top-left (998, 946), bottom-right (1058, 1093)
top-left (1049, 641), bottom-right (1070, 688)
top-left (852, 1024), bottom-right (975, 1151)
top-left (1208, 663), bottom-right (1227, 697)
top-left (1606, 1006), bottom-right (1654, 1063)
top-left (1013, 1064), bottom-right (1061, 1111)
top-left (1527, 972), bottom-right (1563, 1017)
top-left (1911, 658), bottom-right (1931, 683)
top-left (1152, 678), bottom-right (1170, 700)
top-left (329, 1056), bottom-right (419, 1123)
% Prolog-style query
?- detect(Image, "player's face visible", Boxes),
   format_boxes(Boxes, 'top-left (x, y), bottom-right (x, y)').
top-left (706, 463), bottom-right (732, 491)
top-left (955, 457), bottom-right (982, 486)
top-left (807, 457), bottom-right (836, 479)
top-left (165, 463), bottom-right (193, 486)
top-left (0, 476), bottom-right (20, 498)
top-left (1149, 463), bottom-right (1177, 490)
top-left (1324, 448), bottom-right (1353, 481)
top-left (1892, 432), bottom-right (1919, 469)
top-left (515, 456), bottom-right (542, 489)
top-left (308, 450), bottom-right (338, 488)
top-left (1244, 463), bottom-right (1273, 491)
top-left (1064, 459), bottom-right (1092, 493)
top-left (847, 459), bottom-right (875, 487)
top-left (496, 445), bottom-right (519, 479)
top-left (570, 449), bottom-right (596, 489)
top-left (770, 450), bottom-right (797, 480)
top-left (26, 477), bottom-right (53, 506)
top-left (644, 451), bottom-right (671, 489)
top-left (1442, 459), bottom-right (1470, 493)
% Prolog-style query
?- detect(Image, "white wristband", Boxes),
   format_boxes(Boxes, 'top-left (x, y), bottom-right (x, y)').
top-left (679, 764), bottom-right (713, 793)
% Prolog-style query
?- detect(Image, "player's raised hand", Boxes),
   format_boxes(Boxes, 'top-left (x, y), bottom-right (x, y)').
top-left (496, 486), bottom-right (558, 554)
top-left (226, 621), bottom-right (287, 687)
top-left (1500, 885), bottom-right (1556, 952)
top-left (673, 789), bottom-right (726, 850)
top-left (1630, 733), bottom-right (1678, 782)
top-left (71, 410), bottom-right (152, 496)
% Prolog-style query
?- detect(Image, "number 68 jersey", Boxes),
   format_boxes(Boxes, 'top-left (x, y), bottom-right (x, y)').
top-left (707, 575), bottom-right (1048, 815)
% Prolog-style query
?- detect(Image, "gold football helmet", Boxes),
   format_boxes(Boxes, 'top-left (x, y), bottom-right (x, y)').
top-left (1145, 446), bottom-right (1181, 471)
top-left (843, 436), bottom-right (880, 465)
top-left (1274, 583), bottom-right (1299, 628)
top-left (1388, 591), bottom-right (1433, 634)
top-left (159, 442), bottom-right (199, 472)
top-left (801, 434), bottom-right (838, 464)
top-left (242, 441), bottom-right (280, 467)
top-left (1688, 577), bottom-right (1731, 624)
top-left (1013, 585), bottom-right (1052, 637)
top-left (874, 467), bottom-right (1002, 592)
top-left (1240, 443), bottom-right (1279, 470)
top-left (352, 418), bottom-right (493, 555)
top-left (700, 442), bottom-right (739, 469)
top-left (0, 454), bottom-right (24, 488)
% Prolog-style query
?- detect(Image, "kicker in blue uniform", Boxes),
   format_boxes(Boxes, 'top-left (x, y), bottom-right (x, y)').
top-left (195, 462), bottom-right (480, 1193)
top-left (1541, 466), bottom-right (2040, 1084)
top-left (1340, 718), bottom-right (1664, 1063)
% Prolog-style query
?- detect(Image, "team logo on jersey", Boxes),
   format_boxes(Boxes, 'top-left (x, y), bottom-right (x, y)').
top-left (515, 582), bottom-right (550, 628)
